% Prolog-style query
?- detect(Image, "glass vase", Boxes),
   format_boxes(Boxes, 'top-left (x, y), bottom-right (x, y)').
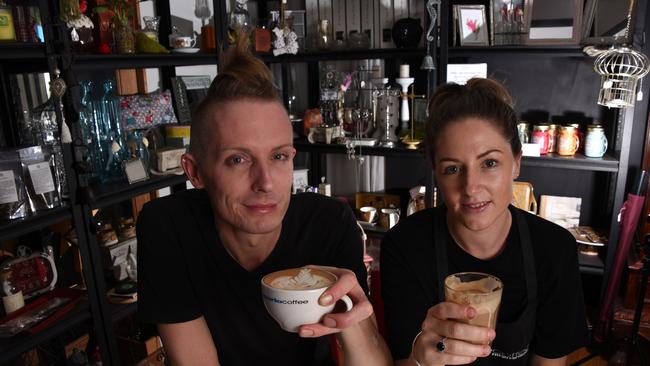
top-left (114, 22), bottom-right (135, 54)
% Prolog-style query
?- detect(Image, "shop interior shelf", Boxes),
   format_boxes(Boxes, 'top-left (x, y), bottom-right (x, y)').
top-left (0, 42), bottom-right (46, 60)
top-left (578, 252), bottom-right (605, 275)
top-left (111, 302), bottom-right (137, 323)
top-left (521, 153), bottom-right (619, 172)
top-left (0, 206), bottom-right (72, 241)
top-left (448, 45), bottom-right (585, 58)
top-left (0, 300), bottom-right (91, 364)
top-left (72, 52), bottom-right (218, 69)
top-left (85, 174), bottom-right (187, 209)
top-left (294, 138), bottom-right (426, 158)
top-left (259, 47), bottom-right (426, 63)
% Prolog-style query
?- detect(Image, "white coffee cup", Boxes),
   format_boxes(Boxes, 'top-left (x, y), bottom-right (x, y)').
top-left (172, 36), bottom-right (196, 49)
top-left (261, 267), bottom-right (353, 332)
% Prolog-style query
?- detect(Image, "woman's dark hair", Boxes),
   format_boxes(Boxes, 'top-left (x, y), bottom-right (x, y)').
top-left (189, 33), bottom-right (282, 160)
top-left (425, 78), bottom-right (521, 159)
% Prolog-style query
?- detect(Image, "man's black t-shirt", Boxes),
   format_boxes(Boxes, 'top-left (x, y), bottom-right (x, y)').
top-left (137, 189), bottom-right (368, 366)
top-left (380, 206), bottom-right (589, 363)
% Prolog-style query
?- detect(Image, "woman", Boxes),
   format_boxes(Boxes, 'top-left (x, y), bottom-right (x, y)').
top-left (380, 78), bottom-right (589, 366)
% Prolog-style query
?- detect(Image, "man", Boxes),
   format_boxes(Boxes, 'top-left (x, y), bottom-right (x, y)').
top-left (136, 37), bottom-right (390, 365)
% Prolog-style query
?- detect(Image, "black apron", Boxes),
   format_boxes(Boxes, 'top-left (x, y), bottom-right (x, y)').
top-left (434, 207), bottom-right (537, 365)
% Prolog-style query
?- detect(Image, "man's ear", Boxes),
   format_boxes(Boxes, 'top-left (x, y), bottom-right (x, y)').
top-left (181, 152), bottom-right (205, 189)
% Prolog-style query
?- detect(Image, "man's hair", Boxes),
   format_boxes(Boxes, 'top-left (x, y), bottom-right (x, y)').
top-left (189, 34), bottom-right (282, 160)
top-left (426, 77), bottom-right (521, 160)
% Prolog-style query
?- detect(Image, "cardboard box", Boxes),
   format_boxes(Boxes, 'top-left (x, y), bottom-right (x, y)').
top-left (154, 147), bottom-right (185, 172)
top-left (118, 335), bottom-right (163, 365)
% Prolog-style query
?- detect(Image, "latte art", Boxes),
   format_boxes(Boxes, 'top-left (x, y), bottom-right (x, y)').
top-left (270, 268), bottom-right (333, 290)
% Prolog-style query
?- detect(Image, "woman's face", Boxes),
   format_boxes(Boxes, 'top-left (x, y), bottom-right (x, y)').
top-left (434, 117), bottom-right (521, 233)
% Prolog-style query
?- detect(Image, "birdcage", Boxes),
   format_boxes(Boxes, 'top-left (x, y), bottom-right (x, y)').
top-left (594, 45), bottom-right (650, 108)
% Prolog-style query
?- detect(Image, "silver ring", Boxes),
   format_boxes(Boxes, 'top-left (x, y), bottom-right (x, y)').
top-left (436, 337), bottom-right (447, 353)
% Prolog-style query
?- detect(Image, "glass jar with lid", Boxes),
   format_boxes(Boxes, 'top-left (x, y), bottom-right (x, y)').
top-left (531, 124), bottom-right (550, 155)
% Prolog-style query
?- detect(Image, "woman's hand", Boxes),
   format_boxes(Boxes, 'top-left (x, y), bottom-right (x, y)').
top-left (298, 265), bottom-right (374, 338)
top-left (411, 302), bottom-right (495, 365)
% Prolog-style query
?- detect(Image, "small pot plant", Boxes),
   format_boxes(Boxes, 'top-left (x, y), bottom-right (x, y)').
top-left (94, 0), bottom-right (136, 54)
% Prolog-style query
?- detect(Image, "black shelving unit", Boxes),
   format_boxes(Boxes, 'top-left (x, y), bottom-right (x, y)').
top-left (0, 206), bottom-right (72, 241)
top-left (85, 174), bottom-right (187, 209)
top-left (111, 302), bottom-right (137, 323)
top-left (72, 52), bottom-right (219, 69)
top-left (259, 47), bottom-right (425, 63)
top-left (0, 301), bottom-right (91, 364)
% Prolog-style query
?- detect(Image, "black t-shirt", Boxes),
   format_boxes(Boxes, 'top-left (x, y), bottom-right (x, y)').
top-left (380, 206), bottom-right (589, 363)
top-left (137, 189), bottom-right (368, 366)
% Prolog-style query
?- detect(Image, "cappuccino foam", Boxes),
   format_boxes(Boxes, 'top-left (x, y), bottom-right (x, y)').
top-left (270, 268), bottom-right (332, 290)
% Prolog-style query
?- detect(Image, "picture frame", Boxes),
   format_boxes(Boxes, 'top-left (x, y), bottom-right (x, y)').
top-left (170, 75), bottom-right (211, 124)
top-left (454, 5), bottom-right (489, 46)
top-left (525, 0), bottom-right (583, 45)
top-left (489, 0), bottom-right (527, 46)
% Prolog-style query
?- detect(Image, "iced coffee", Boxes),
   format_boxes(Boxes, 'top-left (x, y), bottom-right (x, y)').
top-left (444, 272), bottom-right (503, 338)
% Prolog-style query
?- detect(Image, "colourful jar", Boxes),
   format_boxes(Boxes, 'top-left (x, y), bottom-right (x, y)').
top-left (531, 124), bottom-right (550, 155)
top-left (584, 124), bottom-right (608, 158)
top-left (547, 124), bottom-right (558, 153)
top-left (558, 126), bottom-right (579, 156)
top-left (569, 123), bottom-right (582, 152)
top-left (0, 1), bottom-right (16, 41)
top-left (517, 122), bottom-right (530, 144)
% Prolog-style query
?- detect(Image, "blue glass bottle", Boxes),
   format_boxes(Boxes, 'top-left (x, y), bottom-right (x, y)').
top-left (98, 79), bottom-right (127, 183)
top-left (79, 81), bottom-right (102, 180)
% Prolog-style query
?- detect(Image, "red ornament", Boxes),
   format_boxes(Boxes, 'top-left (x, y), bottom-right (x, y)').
top-left (79, 0), bottom-right (87, 14)
top-left (98, 43), bottom-right (111, 54)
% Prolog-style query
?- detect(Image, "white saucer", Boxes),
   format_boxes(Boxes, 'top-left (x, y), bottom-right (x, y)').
top-left (171, 47), bottom-right (200, 53)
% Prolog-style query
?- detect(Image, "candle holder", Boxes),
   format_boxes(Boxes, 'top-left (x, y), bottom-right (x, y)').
top-left (401, 84), bottom-right (425, 149)
top-left (395, 77), bottom-right (414, 132)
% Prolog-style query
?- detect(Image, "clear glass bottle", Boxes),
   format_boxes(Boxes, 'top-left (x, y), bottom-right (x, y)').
top-left (1, 268), bottom-right (24, 314)
top-left (99, 79), bottom-right (126, 183)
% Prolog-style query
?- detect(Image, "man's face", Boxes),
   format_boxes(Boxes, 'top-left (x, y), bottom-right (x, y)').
top-left (192, 99), bottom-right (296, 236)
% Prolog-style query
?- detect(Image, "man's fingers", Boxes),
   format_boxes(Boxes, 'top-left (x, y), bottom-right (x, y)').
top-left (317, 270), bottom-right (358, 306)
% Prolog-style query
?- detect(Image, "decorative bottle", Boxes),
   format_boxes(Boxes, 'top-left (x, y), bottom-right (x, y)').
top-left (1, 268), bottom-right (24, 315)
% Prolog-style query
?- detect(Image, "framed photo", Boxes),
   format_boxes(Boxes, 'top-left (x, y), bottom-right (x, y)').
top-left (412, 97), bottom-right (428, 134)
top-left (490, 0), bottom-right (527, 46)
top-left (539, 195), bottom-right (582, 229)
top-left (525, 0), bottom-right (583, 45)
top-left (292, 168), bottom-right (309, 194)
top-left (454, 5), bottom-right (489, 46)
top-left (171, 76), bottom-right (211, 123)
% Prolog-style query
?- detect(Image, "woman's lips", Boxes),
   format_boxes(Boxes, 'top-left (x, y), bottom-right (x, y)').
top-left (462, 201), bottom-right (489, 212)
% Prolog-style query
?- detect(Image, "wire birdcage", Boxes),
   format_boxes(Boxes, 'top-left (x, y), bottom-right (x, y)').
top-left (594, 45), bottom-right (650, 108)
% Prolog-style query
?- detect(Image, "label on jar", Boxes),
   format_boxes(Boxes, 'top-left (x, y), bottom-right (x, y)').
top-left (0, 170), bottom-right (18, 204)
top-left (28, 162), bottom-right (55, 195)
top-left (2, 291), bottom-right (25, 314)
